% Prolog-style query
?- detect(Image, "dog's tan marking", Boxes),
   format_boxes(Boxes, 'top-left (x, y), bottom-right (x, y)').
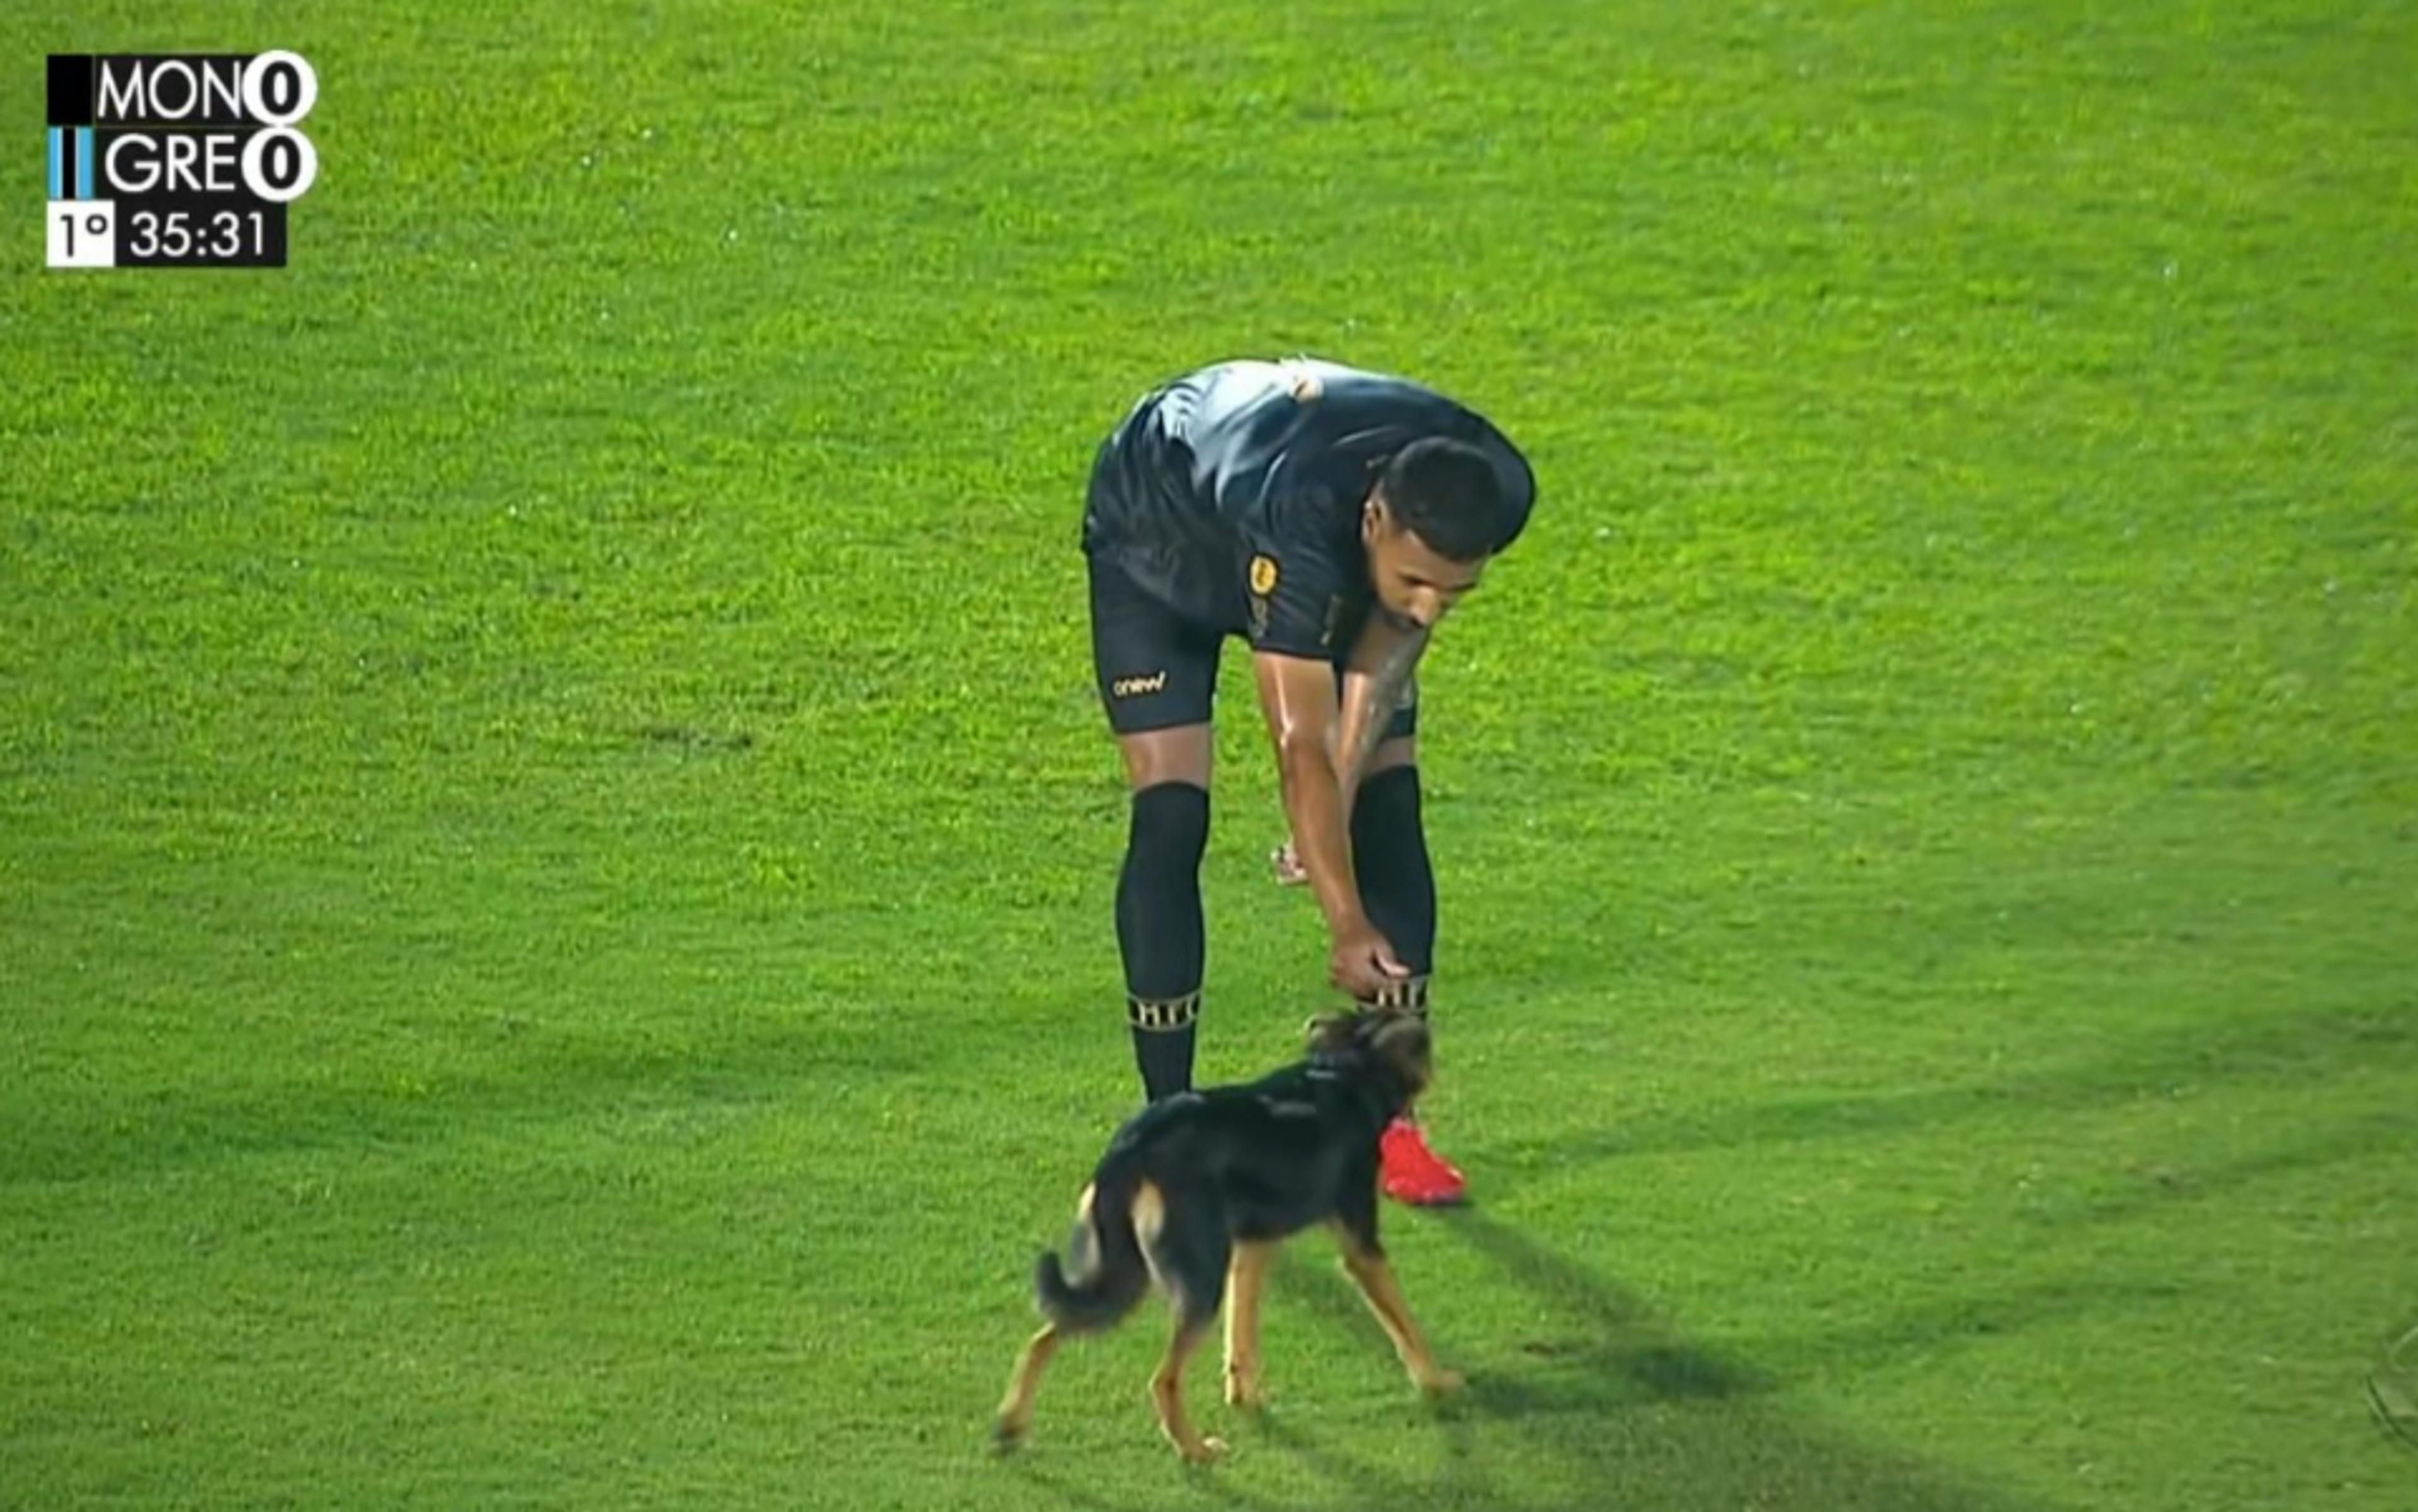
top-left (1130, 1179), bottom-right (1172, 1302)
top-left (1130, 1180), bottom-right (1166, 1242)
top-left (1064, 1183), bottom-right (1100, 1284)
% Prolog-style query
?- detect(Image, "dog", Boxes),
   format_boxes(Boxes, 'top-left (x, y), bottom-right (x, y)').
top-left (992, 1003), bottom-right (1462, 1464)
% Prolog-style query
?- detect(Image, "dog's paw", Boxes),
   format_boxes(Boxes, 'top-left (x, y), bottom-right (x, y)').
top-left (1417, 1368), bottom-right (1467, 1397)
top-left (1178, 1435), bottom-right (1229, 1466)
top-left (990, 1418), bottom-right (1027, 1455)
top-left (1223, 1372), bottom-right (1267, 1411)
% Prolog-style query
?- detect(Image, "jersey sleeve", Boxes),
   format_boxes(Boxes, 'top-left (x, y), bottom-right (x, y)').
top-left (1237, 513), bottom-right (1352, 661)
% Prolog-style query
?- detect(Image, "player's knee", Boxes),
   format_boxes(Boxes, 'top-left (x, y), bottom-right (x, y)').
top-left (1118, 725), bottom-right (1213, 790)
top-left (1128, 782), bottom-right (1210, 870)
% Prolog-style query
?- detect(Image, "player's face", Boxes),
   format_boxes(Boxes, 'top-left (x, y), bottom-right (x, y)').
top-left (1363, 503), bottom-right (1487, 632)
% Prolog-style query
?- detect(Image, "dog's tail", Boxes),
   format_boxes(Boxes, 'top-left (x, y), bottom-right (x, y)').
top-left (1033, 1164), bottom-right (1160, 1334)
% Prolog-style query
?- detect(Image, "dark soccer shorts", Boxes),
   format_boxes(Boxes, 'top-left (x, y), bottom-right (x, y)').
top-left (1086, 552), bottom-right (1420, 741)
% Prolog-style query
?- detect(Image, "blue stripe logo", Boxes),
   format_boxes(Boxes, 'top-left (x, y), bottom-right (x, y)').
top-left (48, 128), bottom-right (62, 198)
top-left (77, 127), bottom-right (94, 198)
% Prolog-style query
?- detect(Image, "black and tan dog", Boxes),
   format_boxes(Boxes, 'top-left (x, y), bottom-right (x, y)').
top-left (994, 1004), bottom-right (1462, 1464)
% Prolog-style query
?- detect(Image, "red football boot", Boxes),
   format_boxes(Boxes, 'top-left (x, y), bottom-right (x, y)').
top-left (1380, 1117), bottom-right (1468, 1207)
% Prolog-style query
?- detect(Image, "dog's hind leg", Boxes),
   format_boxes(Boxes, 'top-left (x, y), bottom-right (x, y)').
top-left (993, 1323), bottom-right (1061, 1451)
top-left (1150, 1316), bottom-right (1226, 1464)
top-left (1143, 1186), bottom-right (1232, 1464)
top-left (1222, 1240), bottom-right (1276, 1410)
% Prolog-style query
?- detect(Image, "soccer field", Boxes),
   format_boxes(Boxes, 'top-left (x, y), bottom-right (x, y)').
top-left (5, 1), bottom-right (2414, 1507)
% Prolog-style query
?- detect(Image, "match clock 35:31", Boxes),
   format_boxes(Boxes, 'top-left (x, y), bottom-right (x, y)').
top-left (112, 199), bottom-right (288, 266)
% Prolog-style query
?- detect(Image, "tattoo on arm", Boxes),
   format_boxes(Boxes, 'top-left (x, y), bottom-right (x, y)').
top-left (1336, 623), bottom-right (1428, 804)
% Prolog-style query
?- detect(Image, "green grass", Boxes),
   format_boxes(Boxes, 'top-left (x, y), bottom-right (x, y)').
top-left (4, 0), bottom-right (2414, 1507)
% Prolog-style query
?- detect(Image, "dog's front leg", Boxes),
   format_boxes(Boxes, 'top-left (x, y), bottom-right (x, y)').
top-left (1222, 1241), bottom-right (1276, 1409)
top-left (1333, 1227), bottom-right (1463, 1395)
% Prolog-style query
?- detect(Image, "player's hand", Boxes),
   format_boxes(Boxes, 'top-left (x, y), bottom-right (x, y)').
top-left (1270, 839), bottom-right (1308, 887)
top-left (1331, 924), bottom-right (1410, 1001)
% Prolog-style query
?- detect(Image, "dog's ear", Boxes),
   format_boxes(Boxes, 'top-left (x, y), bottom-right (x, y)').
top-left (1303, 1011), bottom-right (1358, 1055)
top-left (1368, 1012), bottom-right (1433, 1091)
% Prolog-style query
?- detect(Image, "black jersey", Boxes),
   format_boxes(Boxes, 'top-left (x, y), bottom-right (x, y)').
top-left (1081, 358), bottom-right (1536, 661)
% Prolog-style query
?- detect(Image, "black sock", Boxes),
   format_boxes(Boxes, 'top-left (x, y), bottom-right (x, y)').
top-left (1351, 765), bottom-right (1435, 1013)
top-left (1117, 782), bottom-right (1209, 1100)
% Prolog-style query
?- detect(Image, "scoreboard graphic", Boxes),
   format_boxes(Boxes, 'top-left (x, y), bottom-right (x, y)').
top-left (45, 51), bottom-right (319, 270)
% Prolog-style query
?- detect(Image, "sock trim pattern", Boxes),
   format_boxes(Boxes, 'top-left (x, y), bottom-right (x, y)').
top-left (1358, 975), bottom-right (1430, 1016)
top-left (1127, 991), bottom-right (1201, 1032)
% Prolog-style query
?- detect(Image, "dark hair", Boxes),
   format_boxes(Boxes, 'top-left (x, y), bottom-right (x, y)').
top-left (1378, 438), bottom-right (1518, 562)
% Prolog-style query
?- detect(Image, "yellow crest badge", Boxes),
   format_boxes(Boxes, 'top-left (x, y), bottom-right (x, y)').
top-left (1249, 554), bottom-right (1280, 596)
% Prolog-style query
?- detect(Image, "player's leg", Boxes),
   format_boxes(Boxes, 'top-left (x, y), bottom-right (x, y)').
top-left (1091, 554), bottom-right (1220, 1101)
top-left (1351, 674), bottom-right (1433, 1008)
top-left (1116, 725), bottom-right (1212, 1101)
top-left (1348, 686), bottom-right (1468, 1205)
top-left (1352, 732), bottom-right (1433, 1012)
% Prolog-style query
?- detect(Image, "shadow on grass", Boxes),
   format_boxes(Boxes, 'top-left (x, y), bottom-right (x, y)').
top-left (0, 1008), bottom-right (924, 1185)
top-left (1002, 1457), bottom-right (1137, 1512)
top-left (1006, 1455), bottom-right (1300, 1512)
top-left (2019, 1107), bottom-right (2413, 1230)
top-left (1490, 1001), bottom-right (2414, 1179)
top-left (1216, 1213), bottom-right (2065, 1512)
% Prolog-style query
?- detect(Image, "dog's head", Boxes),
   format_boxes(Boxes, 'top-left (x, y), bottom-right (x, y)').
top-left (1302, 1004), bottom-right (1434, 1100)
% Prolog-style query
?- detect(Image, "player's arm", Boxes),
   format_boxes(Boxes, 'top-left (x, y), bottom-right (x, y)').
top-left (1239, 523), bottom-right (1407, 994)
top-left (1254, 652), bottom-right (1359, 932)
top-left (1333, 612), bottom-right (1429, 817)
top-left (1267, 613), bottom-right (1425, 888)
top-left (1254, 651), bottom-right (1406, 999)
